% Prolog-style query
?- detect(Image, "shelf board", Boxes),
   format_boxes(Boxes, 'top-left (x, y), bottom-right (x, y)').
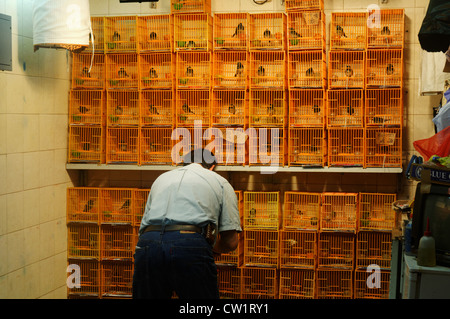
top-left (66, 163), bottom-right (403, 174)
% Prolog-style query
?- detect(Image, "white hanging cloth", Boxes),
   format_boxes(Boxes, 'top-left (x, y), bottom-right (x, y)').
top-left (32, 0), bottom-right (91, 52)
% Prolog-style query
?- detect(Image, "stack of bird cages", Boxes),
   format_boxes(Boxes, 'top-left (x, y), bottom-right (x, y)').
top-left (283, 192), bottom-right (321, 230)
top-left (249, 13), bottom-right (286, 51)
top-left (320, 192), bottom-right (358, 232)
top-left (365, 126), bottom-right (402, 168)
top-left (249, 89), bottom-right (286, 127)
top-left (365, 88), bottom-right (402, 127)
top-left (213, 13), bottom-right (249, 51)
top-left (138, 52), bottom-right (175, 90)
top-left (69, 53), bottom-right (107, 164)
top-left (104, 16), bottom-right (137, 53)
top-left (175, 88), bottom-right (211, 127)
top-left (67, 187), bottom-right (148, 299)
top-left (288, 89), bottom-right (325, 127)
top-left (327, 127), bottom-right (365, 167)
top-left (280, 230), bottom-right (317, 269)
top-left (211, 89), bottom-right (247, 127)
top-left (249, 51), bottom-right (286, 89)
top-left (106, 53), bottom-right (139, 90)
top-left (137, 15), bottom-right (173, 52)
top-left (365, 49), bottom-right (403, 88)
top-left (243, 192), bottom-right (280, 268)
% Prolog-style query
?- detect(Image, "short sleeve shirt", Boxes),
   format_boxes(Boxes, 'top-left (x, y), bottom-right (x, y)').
top-left (139, 163), bottom-right (242, 235)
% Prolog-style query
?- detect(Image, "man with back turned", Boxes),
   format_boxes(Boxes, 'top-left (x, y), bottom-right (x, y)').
top-left (132, 148), bottom-right (242, 299)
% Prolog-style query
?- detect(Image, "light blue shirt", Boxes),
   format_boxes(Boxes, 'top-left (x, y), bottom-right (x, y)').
top-left (139, 163), bottom-right (242, 235)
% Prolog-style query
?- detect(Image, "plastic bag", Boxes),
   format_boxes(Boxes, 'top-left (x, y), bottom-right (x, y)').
top-left (433, 100), bottom-right (450, 132)
top-left (413, 125), bottom-right (450, 161)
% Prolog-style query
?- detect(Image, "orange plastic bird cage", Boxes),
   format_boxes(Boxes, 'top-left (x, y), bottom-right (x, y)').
top-left (86, 17), bottom-right (104, 53)
top-left (173, 13), bottom-right (213, 51)
top-left (288, 128), bottom-right (327, 167)
top-left (358, 192), bottom-right (396, 231)
top-left (100, 224), bottom-right (134, 260)
top-left (318, 231), bottom-right (355, 269)
top-left (249, 51), bottom-right (286, 88)
top-left (365, 88), bottom-right (403, 127)
top-left (176, 51), bottom-right (211, 89)
top-left (249, 13), bottom-right (286, 50)
top-left (137, 14), bottom-right (173, 52)
top-left (287, 50), bottom-right (326, 88)
top-left (67, 223), bottom-right (100, 259)
top-left (99, 188), bottom-right (134, 225)
top-left (140, 89), bottom-right (174, 127)
top-left (244, 191), bottom-right (281, 229)
top-left (212, 51), bottom-right (248, 88)
top-left (328, 50), bottom-right (365, 89)
top-left (175, 89), bottom-right (211, 127)
top-left (140, 127), bottom-right (173, 165)
top-left (366, 49), bottom-right (403, 88)
top-left (106, 53), bottom-right (139, 90)
top-left (67, 259), bottom-right (101, 297)
top-left (326, 89), bottom-right (364, 127)
top-left (354, 269), bottom-right (390, 299)
top-left (67, 187), bottom-right (100, 223)
top-left (280, 230), bottom-right (317, 269)
top-left (214, 232), bottom-right (244, 266)
top-left (287, 11), bottom-right (326, 51)
top-left (211, 89), bottom-right (247, 126)
top-left (244, 230), bottom-right (279, 268)
top-left (283, 192), bottom-right (321, 230)
top-left (106, 90), bottom-right (140, 127)
top-left (68, 126), bottom-right (104, 163)
top-left (106, 127), bottom-right (139, 164)
top-left (367, 9), bottom-right (405, 49)
top-left (330, 12), bottom-right (367, 51)
top-left (72, 53), bottom-right (105, 89)
top-left (104, 16), bottom-right (137, 53)
top-left (139, 52), bottom-right (175, 89)
top-left (285, 0), bottom-right (324, 11)
top-left (316, 269), bottom-right (353, 299)
top-left (217, 266), bottom-right (242, 299)
top-left (365, 127), bottom-right (402, 168)
top-left (356, 231), bottom-right (392, 270)
top-left (69, 89), bottom-right (104, 125)
top-left (171, 0), bottom-right (211, 14)
top-left (203, 127), bottom-right (247, 166)
top-left (288, 89), bottom-right (325, 127)
top-left (248, 126), bottom-right (287, 166)
top-left (249, 89), bottom-right (286, 127)
top-left (279, 268), bottom-right (315, 299)
top-left (213, 13), bottom-right (248, 50)
top-left (320, 192), bottom-right (358, 232)
top-left (133, 188), bottom-right (150, 227)
top-left (101, 260), bottom-right (134, 297)
top-left (241, 267), bottom-right (278, 299)
top-left (327, 128), bottom-right (365, 167)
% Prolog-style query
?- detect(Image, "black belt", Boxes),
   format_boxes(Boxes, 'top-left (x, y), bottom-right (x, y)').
top-left (143, 224), bottom-right (202, 234)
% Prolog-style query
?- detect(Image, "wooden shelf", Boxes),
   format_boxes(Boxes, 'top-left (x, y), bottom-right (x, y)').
top-left (66, 163), bottom-right (402, 174)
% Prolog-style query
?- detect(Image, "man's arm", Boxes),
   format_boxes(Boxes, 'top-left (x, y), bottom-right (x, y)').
top-left (212, 230), bottom-right (239, 254)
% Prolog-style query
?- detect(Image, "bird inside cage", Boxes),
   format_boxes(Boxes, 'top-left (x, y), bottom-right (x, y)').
top-left (232, 22), bottom-right (245, 38)
top-left (118, 67), bottom-right (129, 78)
top-left (381, 26), bottom-right (390, 36)
top-left (186, 66), bottom-right (194, 77)
top-left (149, 67), bottom-right (158, 78)
top-left (289, 27), bottom-right (301, 39)
top-left (113, 31), bottom-right (121, 41)
top-left (235, 62), bottom-right (244, 77)
top-left (187, 40), bottom-right (195, 48)
top-left (118, 140), bottom-right (128, 152)
top-left (182, 103), bottom-right (194, 114)
top-left (114, 105), bottom-right (124, 115)
top-left (228, 104), bottom-right (236, 115)
top-left (312, 104), bottom-right (321, 114)
top-left (335, 25), bottom-right (347, 38)
top-left (148, 104), bottom-right (159, 115)
top-left (305, 67), bottom-right (315, 77)
top-left (149, 31), bottom-right (157, 40)
top-left (344, 65), bottom-right (353, 77)
top-left (78, 105), bottom-right (90, 114)
top-left (81, 66), bottom-right (91, 78)
top-left (386, 63), bottom-right (394, 75)
top-left (263, 29), bottom-right (272, 39)
top-left (83, 199), bottom-right (95, 213)
top-left (257, 65), bottom-right (265, 77)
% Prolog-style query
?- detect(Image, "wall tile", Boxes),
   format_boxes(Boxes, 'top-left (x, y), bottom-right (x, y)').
top-left (6, 153), bottom-right (24, 193)
top-left (22, 189), bottom-right (40, 228)
top-left (23, 115), bottom-right (40, 152)
top-left (6, 191), bottom-right (24, 233)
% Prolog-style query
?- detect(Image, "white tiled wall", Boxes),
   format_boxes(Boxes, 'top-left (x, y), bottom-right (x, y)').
top-left (0, 0), bottom-right (443, 298)
top-left (0, 0), bottom-right (75, 298)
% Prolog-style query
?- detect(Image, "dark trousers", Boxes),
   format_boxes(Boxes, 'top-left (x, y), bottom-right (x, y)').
top-left (132, 230), bottom-right (219, 299)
